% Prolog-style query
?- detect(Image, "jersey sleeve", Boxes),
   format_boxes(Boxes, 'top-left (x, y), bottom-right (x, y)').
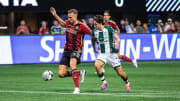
top-left (110, 21), bottom-right (118, 30)
top-left (81, 24), bottom-right (92, 34)
top-left (65, 20), bottom-right (69, 28)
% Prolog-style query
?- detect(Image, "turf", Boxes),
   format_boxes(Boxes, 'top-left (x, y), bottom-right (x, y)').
top-left (0, 61), bottom-right (180, 101)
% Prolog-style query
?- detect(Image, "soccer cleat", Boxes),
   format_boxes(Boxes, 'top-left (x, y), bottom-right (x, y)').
top-left (80, 70), bottom-right (86, 83)
top-left (73, 88), bottom-right (80, 94)
top-left (125, 82), bottom-right (130, 92)
top-left (132, 59), bottom-right (138, 69)
top-left (101, 82), bottom-right (108, 90)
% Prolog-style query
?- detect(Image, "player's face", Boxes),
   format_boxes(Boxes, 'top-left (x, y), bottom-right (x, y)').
top-left (94, 21), bottom-right (101, 30)
top-left (68, 13), bottom-right (77, 24)
top-left (104, 13), bottom-right (110, 22)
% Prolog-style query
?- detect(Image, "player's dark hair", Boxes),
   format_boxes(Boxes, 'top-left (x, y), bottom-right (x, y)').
top-left (68, 9), bottom-right (78, 15)
top-left (104, 10), bottom-right (111, 16)
top-left (94, 15), bottom-right (104, 24)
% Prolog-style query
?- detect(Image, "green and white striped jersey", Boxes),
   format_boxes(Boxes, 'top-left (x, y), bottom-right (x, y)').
top-left (92, 25), bottom-right (117, 53)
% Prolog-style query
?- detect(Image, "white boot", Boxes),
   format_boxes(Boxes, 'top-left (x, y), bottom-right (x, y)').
top-left (80, 70), bottom-right (86, 83)
top-left (73, 88), bottom-right (80, 94)
top-left (132, 59), bottom-right (138, 69)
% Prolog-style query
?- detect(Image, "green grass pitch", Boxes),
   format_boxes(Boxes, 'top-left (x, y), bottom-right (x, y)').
top-left (0, 61), bottom-right (180, 101)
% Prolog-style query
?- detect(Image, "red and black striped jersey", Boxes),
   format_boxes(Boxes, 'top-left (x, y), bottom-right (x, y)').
top-left (64, 20), bottom-right (91, 51)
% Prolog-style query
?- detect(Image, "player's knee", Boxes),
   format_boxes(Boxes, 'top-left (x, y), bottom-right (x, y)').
top-left (70, 63), bottom-right (76, 70)
top-left (58, 72), bottom-right (65, 78)
top-left (94, 62), bottom-right (100, 68)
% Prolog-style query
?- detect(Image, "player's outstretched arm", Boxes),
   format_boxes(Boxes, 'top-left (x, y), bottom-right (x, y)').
top-left (50, 7), bottom-right (66, 27)
top-left (114, 34), bottom-right (120, 49)
top-left (116, 25), bottom-right (120, 34)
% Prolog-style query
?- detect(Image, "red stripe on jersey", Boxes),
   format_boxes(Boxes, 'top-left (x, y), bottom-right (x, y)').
top-left (64, 20), bottom-right (91, 51)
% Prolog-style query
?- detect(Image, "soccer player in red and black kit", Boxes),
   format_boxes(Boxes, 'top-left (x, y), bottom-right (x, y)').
top-left (104, 10), bottom-right (138, 68)
top-left (50, 7), bottom-right (91, 94)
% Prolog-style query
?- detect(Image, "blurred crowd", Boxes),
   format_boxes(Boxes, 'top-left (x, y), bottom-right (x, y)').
top-left (16, 20), bottom-right (65, 35)
top-left (15, 17), bottom-right (180, 35)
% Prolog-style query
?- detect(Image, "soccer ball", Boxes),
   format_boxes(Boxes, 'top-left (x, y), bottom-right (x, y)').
top-left (42, 70), bottom-right (53, 81)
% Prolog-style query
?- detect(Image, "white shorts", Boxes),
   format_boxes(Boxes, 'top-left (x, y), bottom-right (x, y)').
top-left (96, 53), bottom-right (121, 69)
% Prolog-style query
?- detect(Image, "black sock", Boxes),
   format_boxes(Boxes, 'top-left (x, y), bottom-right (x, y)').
top-left (121, 76), bottom-right (129, 84)
top-left (98, 73), bottom-right (106, 82)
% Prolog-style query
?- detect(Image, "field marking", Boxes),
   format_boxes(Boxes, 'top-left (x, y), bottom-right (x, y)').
top-left (129, 61), bottom-right (180, 64)
top-left (79, 61), bottom-right (180, 65)
top-left (0, 90), bottom-right (180, 99)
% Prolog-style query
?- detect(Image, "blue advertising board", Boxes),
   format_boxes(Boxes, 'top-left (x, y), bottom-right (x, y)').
top-left (0, 33), bottom-right (180, 64)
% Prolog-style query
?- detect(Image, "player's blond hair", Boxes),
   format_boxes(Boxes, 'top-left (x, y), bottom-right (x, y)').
top-left (68, 9), bottom-right (78, 15)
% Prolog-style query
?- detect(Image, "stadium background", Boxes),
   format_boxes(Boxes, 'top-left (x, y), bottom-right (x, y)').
top-left (0, 0), bottom-right (180, 101)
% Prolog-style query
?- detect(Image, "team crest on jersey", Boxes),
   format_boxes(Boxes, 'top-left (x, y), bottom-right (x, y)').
top-left (75, 26), bottom-right (80, 30)
top-left (66, 29), bottom-right (78, 35)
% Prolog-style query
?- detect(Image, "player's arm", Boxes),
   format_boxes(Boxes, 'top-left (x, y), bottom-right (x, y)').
top-left (81, 23), bottom-right (92, 34)
top-left (91, 37), bottom-right (98, 53)
top-left (116, 25), bottom-right (120, 34)
top-left (50, 7), bottom-right (66, 27)
top-left (111, 26), bottom-right (120, 49)
top-left (91, 30), bottom-right (98, 53)
top-left (113, 34), bottom-right (120, 49)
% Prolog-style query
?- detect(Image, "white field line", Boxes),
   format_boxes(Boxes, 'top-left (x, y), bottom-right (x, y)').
top-left (128, 61), bottom-right (180, 64)
top-left (0, 90), bottom-right (180, 99)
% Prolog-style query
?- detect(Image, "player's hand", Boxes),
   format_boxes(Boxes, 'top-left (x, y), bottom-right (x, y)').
top-left (50, 7), bottom-right (57, 16)
top-left (94, 49), bottom-right (99, 53)
top-left (114, 43), bottom-right (119, 49)
top-left (97, 47), bottom-right (100, 50)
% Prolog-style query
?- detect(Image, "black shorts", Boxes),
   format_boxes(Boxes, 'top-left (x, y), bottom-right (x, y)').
top-left (59, 50), bottom-right (82, 67)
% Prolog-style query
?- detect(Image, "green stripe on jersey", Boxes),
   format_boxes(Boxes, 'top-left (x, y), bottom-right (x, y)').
top-left (106, 26), bottom-right (116, 53)
top-left (107, 27), bottom-right (114, 53)
top-left (98, 32), bottom-right (105, 53)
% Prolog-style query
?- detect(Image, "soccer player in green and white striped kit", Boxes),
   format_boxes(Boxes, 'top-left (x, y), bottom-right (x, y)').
top-left (92, 15), bottom-right (130, 92)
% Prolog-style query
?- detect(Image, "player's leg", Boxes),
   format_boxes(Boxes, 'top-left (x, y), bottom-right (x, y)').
top-left (117, 53), bottom-right (132, 62)
top-left (95, 59), bottom-right (108, 90)
top-left (59, 52), bottom-right (72, 78)
top-left (70, 51), bottom-right (85, 94)
top-left (115, 67), bottom-right (130, 92)
top-left (58, 65), bottom-right (71, 78)
top-left (94, 64), bottom-right (105, 74)
top-left (108, 53), bottom-right (130, 92)
top-left (69, 58), bottom-right (80, 94)
top-left (117, 53), bottom-right (138, 68)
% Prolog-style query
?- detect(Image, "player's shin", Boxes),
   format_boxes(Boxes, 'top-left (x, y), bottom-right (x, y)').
top-left (121, 75), bottom-right (129, 84)
top-left (98, 72), bottom-right (107, 83)
top-left (116, 67), bottom-right (129, 84)
top-left (72, 70), bottom-right (80, 88)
